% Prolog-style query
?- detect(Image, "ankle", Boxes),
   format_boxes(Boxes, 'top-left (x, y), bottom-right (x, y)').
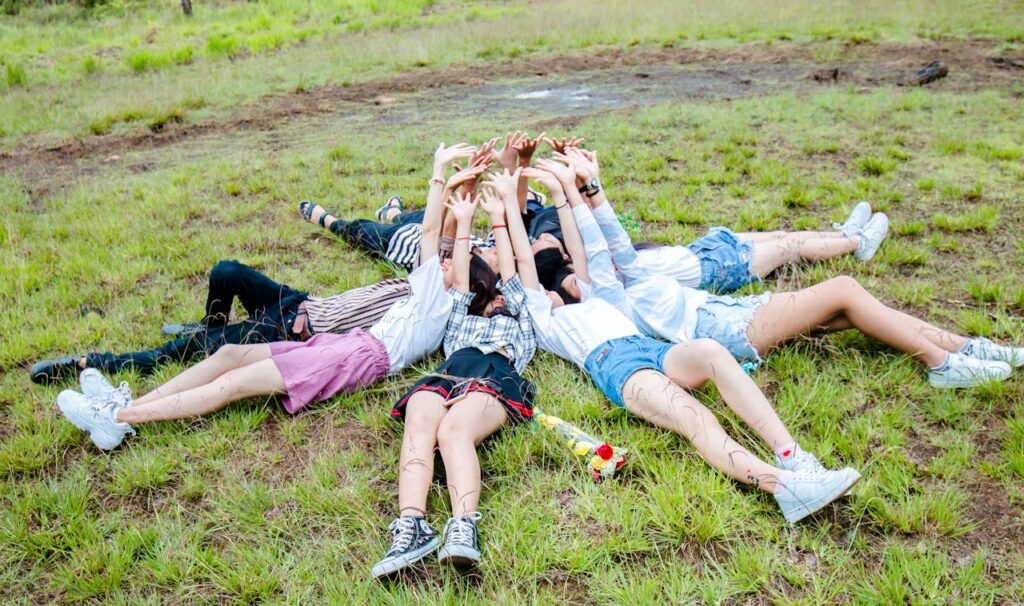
top-left (929, 352), bottom-right (950, 371)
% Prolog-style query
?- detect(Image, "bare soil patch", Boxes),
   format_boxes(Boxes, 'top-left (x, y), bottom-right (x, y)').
top-left (2, 39), bottom-right (1021, 201)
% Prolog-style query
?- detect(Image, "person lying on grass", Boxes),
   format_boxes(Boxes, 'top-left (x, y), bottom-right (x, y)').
top-left (492, 167), bottom-right (860, 524)
top-left (531, 147), bottom-right (1023, 389)
top-left (53, 142), bottom-right (490, 451)
top-left (372, 189), bottom-right (537, 579)
top-left (298, 132), bottom-right (560, 273)
top-left (27, 146), bottom-right (489, 386)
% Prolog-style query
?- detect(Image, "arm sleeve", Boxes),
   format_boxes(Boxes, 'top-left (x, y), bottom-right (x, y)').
top-left (572, 205), bottom-right (629, 310)
top-left (496, 274), bottom-right (527, 316)
top-left (590, 202), bottom-right (650, 283)
top-left (443, 288), bottom-right (474, 352)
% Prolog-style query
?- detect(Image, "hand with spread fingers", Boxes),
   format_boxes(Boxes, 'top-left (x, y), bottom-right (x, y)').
top-left (494, 131), bottom-right (528, 171)
top-left (444, 163), bottom-right (489, 196)
top-left (434, 142), bottom-right (477, 173)
top-left (543, 135), bottom-right (586, 154)
top-left (513, 131), bottom-right (546, 168)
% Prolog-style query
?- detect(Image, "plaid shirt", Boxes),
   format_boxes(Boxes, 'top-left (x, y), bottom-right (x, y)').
top-left (443, 274), bottom-right (536, 373)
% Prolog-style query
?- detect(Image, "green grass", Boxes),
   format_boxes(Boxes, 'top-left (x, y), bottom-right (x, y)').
top-left (3, 3), bottom-right (1024, 603)
top-left (3, 0), bottom-right (1024, 144)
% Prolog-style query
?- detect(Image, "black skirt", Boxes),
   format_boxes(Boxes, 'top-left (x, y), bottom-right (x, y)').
top-left (391, 348), bottom-right (535, 424)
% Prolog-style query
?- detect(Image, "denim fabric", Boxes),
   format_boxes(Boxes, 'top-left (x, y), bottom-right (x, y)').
top-left (686, 227), bottom-right (756, 293)
top-left (584, 335), bottom-right (674, 408)
top-left (693, 292), bottom-right (770, 366)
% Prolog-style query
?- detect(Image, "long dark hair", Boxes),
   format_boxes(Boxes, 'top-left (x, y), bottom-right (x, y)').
top-left (467, 253), bottom-right (500, 317)
top-left (534, 248), bottom-right (579, 304)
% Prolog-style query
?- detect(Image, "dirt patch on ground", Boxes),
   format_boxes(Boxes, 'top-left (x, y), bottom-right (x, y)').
top-left (3, 39), bottom-right (1022, 201)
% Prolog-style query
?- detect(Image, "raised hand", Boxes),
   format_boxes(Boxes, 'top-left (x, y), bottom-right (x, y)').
top-left (478, 189), bottom-right (507, 221)
top-left (445, 191), bottom-right (479, 224)
top-left (535, 157), bottom-right (577, 187)
top-left (434, 142), bottom-right (477, 172)
top-left (445, 163), bottom-right (489, 194)
top-left (494, 131), bottom-right (527, 171)
top-left (543, 135), bottom-right (586, 154)
top-left (469, 137), bottom-right (498, 169)
top-left (482, 167), bottom-right (522, 201)
top-left (552, 150), bottom-right (593, 185)
top-left (521, 166), bottom-right (565, 195)
top-left (513, 131), bottom-right (546, 167)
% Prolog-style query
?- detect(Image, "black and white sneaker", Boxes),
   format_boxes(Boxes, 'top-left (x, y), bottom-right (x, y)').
top-left (437, 512), bottom-right (483, 570)
top-left (161, 322), bottom-right (204, 337)
top-left (371, 516), bottom-right (439, 579)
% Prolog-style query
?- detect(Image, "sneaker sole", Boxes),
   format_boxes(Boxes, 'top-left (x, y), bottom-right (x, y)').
top-left (783, 471), bottom-right (862, 524)
top-left (437, 546), bottom-right (481, 570)
top-left (928, 372), bottom-right (1010, 389)
top-left (371, 536), bottom-right (440, 580)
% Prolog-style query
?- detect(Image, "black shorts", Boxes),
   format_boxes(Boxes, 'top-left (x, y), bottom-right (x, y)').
top-left (391, 348), bottom-right (535, 424)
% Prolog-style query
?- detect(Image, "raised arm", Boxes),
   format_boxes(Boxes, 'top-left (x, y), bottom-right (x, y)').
top-left (446, 191), bottom-right (479, 293)
top-left (485, 170), bottom-right (538, 291)
top-left (529, 160), bottom-right (629, 311)
top-left (422, 142), bottom-right (476, 263)
top-left (478, 182), bottom-right (516, 283)
top-left (558, 148), bottom-right (650, 284)
top-left (513, 132), bottom-right (544, 213)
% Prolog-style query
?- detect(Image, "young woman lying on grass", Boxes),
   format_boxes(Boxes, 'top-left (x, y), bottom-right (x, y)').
top-left (494, 167), bottom-right (860, 524)
top-left (54, 142), bottom-right (487, 450)
top-left (533, 147), bottom-right (1023, 389)
top-left (372, 189), bottom-right (536, 579)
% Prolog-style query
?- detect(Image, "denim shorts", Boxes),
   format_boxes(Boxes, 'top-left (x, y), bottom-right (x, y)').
top-left (693, 292), bottom-right (770, 367)
top-left (687, 227), bottom-right (756, 293)
top-left (584, 335), bottom-right (674, 408)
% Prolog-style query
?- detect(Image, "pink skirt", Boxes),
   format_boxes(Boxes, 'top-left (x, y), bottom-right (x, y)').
top-left (269, 329), bottom-right (390, 414)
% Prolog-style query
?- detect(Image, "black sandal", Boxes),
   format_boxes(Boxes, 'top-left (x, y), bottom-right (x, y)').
top-left (298, 200), bottom-right (334, 227)
top-left (374, 195), bottom-right (404, 222)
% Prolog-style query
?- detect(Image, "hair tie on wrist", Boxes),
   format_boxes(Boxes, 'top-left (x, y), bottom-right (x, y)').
top-left (491, 224), bottom-right (507, 230)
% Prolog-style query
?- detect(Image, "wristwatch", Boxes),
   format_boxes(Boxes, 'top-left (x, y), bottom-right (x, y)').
top-left (578, 177), bottom-right (601, 197)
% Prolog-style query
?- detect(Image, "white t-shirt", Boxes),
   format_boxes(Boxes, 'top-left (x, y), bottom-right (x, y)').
top-left (635, 245), bottom-right (702, 289)
top-left (369, 255), bottom-right (452, 374)
top-left (524, 287), bottom-right (640, 367)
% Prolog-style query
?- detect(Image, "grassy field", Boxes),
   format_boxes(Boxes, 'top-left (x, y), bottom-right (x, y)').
top-left (3, 0), bottom-right (1024, 604)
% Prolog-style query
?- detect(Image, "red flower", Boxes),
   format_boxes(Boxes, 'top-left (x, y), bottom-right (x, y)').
top-left (596, 443), bottom-right (613, 460)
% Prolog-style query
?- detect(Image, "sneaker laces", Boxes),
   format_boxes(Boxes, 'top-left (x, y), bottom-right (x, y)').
top-left (386, 517), bottom-right (419, 554)
top-left (444, 513), bottom-right (482, 547)
top-left (111, 381), bottom-right (133, 408)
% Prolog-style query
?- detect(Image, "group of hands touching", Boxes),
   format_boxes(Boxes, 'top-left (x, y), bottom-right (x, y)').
top-left (430, 131), bottom-right (602, 229)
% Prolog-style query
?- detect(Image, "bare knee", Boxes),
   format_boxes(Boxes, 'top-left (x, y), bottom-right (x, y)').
top-left (436, 416), bottom-right (473, 451)
top-left (211, 344), bottom-right (247, 364)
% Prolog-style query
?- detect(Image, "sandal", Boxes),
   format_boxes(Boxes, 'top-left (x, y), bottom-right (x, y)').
top-left (298, 200), bottom-right (334, 227)
top-left (374, 195), bottom-right (404, 223)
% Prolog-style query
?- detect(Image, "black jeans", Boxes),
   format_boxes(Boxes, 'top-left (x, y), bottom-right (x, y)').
top-left (86, 261), bottom-right (309, 375)
top-left (329, 210), bottom-right (424, 258)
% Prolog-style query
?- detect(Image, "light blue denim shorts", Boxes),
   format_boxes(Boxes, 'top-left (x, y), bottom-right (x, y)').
top-left (693, 291), bottom-right (771, 367)
top-left (584, 335), bottom-right (674, 408)
top-left (686, 227), bottom-right (756, 293)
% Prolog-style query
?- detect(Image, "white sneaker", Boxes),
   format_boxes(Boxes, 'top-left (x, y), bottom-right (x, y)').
top-left (437, 513), bottom-right (483, 570)
top-left (832, 201), bottom-right (872, 238)
top-left (775, 449), bottom-right (825, 474)
top-left (56, 390), bottom-right (134, 450)
top-left (928, 353), bottom-right (1011, 388)
top-left (79, 369), bottom-right (133, 408)
top-left (853, 212), bottom-right (889, 261)
top-left (774, 467), bottom-right (861, 524)
top-left (959, 337), bottom-right (1024, 368)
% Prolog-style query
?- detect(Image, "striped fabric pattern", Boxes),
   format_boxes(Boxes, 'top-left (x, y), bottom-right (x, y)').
top-left (384, 224), bottom-right (423, 271)
top-left (304, 278), bottom-right (411, 335)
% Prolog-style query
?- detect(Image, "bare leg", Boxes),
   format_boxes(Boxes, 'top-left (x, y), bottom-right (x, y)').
top-left (748, 236), bottom-right (859, 278)
top-left (745, 276), bottom-right (966, 368)
top-left (133, 344), bottom-right (272, 406)
top-left (622, 370), bottom-right (785, 493)
top-left (398, 393), bottom-right (447, 517)
top-left (661, 339), bottom-right (794, 450)
top-left (734, 230), bottom-right (845, 243)
top-left (436, 392), bottom-right (509, 516)
top-left (117, 358), bottom-right (285, 424)
top-left (301, 201), bottom-right (341, 230)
